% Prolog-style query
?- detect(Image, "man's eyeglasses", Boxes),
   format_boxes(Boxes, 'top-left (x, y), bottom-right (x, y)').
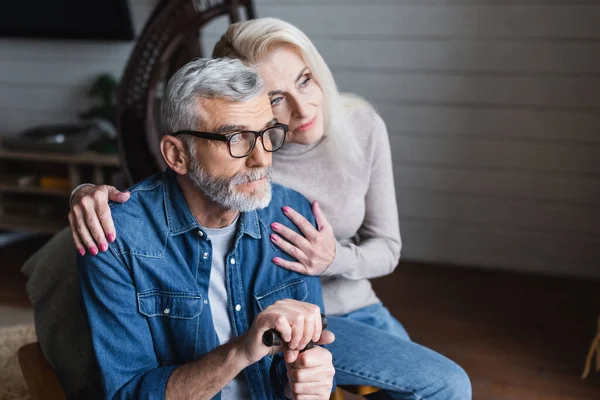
top-left (172, 123), bottom-right (288, 158)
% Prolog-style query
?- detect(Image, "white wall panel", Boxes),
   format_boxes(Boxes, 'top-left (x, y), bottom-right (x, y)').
top-left (0, 0), bottom-right (598, 277)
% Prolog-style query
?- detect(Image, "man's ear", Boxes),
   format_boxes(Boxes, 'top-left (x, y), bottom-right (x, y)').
top-left (161, 135), bottom-right (190, 175)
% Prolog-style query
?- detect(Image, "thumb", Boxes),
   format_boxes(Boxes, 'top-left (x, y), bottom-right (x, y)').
top-left (284, 347), bottom-right (300, 364)
top-left (108, 187), bottom-right (130, 203)
top-left (315, 330), bottom-right (335, 345)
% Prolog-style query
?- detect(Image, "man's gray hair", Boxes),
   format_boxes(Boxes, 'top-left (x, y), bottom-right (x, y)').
top-left (160, 57), bottom-right (264, 135)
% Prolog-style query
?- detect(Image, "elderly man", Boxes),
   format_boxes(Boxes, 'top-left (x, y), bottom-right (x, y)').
top-left (77, 57), bottom-right (335, 399)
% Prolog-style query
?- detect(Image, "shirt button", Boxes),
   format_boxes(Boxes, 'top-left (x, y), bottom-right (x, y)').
top-left (203, 299), bottom-right (208, 304)
top-left (197, 230), bottom-right (204, 237)
top-left (202, 252), bottom-right (209, 259)
top-left (235, 304), bottom-right (241, 312)
top-left (230, 258), bottom-right (236, 265)
top-left (163, 308), bottom-right (171, 315)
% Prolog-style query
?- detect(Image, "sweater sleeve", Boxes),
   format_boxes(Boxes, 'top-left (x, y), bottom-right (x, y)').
top-left (322, 109), bottom-right (402, 280)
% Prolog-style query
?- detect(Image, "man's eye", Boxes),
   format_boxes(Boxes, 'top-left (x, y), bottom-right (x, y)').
top-left (230, 134), bottom-right (243, 143)
top-left (270, 97), bottom-right (283, 106)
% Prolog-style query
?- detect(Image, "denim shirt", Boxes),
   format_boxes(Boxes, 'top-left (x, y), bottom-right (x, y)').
top-left (78, 169), bottom-right (326, 400)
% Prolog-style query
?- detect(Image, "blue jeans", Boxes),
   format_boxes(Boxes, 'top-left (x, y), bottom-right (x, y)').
top-left (329, 303), bottom-right (472, 400)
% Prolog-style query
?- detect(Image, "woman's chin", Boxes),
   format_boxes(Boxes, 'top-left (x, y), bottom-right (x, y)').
top-left (287, 130), bottom-right (324, 145)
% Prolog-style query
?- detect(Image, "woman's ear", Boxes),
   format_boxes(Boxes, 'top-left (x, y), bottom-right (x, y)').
top-left (160, 135), bottom-right (190, 175)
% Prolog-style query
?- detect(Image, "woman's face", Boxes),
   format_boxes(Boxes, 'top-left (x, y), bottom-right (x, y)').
top-left (255, 46), bottom-right (325, 145)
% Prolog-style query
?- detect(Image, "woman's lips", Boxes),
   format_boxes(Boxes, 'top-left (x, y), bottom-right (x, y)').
top-left (293, 116), bottom-right (317, 133)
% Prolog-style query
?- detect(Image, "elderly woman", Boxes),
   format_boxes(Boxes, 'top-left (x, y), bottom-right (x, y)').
top-left (46, 18), bottom-right (470, 399)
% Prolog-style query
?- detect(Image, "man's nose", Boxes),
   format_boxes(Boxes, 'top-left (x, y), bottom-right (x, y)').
top-left (246, 137), bottom-right (271, 168)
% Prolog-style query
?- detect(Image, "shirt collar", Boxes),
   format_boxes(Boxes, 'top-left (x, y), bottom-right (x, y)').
top-left (162, 169), bottom-right (261, 239)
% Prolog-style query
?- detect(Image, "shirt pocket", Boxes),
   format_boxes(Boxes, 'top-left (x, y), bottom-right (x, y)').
top-left (254, 278), bottom-right (308, 312)
top-left (137, 291), bottom-right (204, 364)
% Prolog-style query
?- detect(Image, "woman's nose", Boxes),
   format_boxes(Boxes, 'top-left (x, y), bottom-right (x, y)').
top-left (290, 95), bottom-right (309, 119)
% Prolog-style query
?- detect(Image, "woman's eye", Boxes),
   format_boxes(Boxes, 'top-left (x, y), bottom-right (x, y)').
top-left (299, 76), bottom-right (311, 88)
top-left (270, 97), bottom-right (283, 106)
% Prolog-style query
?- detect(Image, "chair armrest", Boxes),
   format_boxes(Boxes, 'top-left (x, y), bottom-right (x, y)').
top-left (17, 342), bottom-right (66, 400)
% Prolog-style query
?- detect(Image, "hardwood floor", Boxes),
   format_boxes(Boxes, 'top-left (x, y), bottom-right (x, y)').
top-left (1, 237), bottom-right (599, 399)
top-left (372, 262), bottom-right (600, 400)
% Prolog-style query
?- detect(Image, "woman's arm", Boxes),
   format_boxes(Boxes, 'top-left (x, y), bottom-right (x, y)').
top-left (322, 110), bottom-right (401, 280)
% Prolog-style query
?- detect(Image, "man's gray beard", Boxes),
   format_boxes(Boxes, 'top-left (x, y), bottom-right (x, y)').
top-left (187, 160), bottom-right (272, 212)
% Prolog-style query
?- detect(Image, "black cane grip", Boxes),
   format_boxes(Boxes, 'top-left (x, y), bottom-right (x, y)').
top-left (262, 313), bottom-right (328, 351)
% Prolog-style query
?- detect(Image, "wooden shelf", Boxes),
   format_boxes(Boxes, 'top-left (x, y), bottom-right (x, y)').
top-left (0, 145), bottom-right (120, 235)
top-left (0, 213), bottom-right (67, 234)
top-left (0, 147), bottom-right (119, 167)
top-left (0, 183), bottom-right (71, 197)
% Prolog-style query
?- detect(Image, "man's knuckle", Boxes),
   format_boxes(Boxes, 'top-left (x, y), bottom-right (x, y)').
top-left (274, 314), bottom-right (288, 326)
top-left (304, 313), bottom-right (315, 325)
top-left (273, 299), bottom-right (287, 308)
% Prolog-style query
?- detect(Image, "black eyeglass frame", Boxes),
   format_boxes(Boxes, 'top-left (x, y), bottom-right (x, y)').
top-left (172, 123), bottom-right (289, 158)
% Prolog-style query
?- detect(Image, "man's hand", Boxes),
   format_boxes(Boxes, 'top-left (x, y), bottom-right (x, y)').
top-left (243, 299), bottom-right (324, 364)
top-left (285, 340), bottom-right (336, 400)
top-left (68, 184), bottom-right (129, 256)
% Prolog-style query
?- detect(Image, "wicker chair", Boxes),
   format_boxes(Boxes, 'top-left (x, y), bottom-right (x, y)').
top-left (117, 0), bottom-right (256, 184)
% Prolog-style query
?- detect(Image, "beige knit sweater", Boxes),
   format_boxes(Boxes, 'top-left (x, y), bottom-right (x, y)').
top-left (272, 104), bottom-right (402, 315)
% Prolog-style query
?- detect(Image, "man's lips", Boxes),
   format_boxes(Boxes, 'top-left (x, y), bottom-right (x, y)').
top-left (237, 177), bottom-right (267, 187)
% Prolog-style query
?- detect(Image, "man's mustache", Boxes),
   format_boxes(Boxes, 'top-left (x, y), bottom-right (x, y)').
top-left (230, 166), bottom-right (272, 186)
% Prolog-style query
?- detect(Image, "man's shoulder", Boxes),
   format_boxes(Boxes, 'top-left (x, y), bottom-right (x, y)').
top-left (256, 183), bottom-right (315, 229)
top-left (268, 183), bottom-right (312, 213)
top-left (109, 173), bottom-right (163, 218)
top-left (108, 173), bottom-right (168, 253)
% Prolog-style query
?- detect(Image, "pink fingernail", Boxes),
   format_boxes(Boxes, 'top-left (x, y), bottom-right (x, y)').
top-left (108, 234), bottom-right (115, 242)
top-left (282, 206), bottom-right (291, 213)
top-left (273, 257), bottom-right (281, 264)
top-left (100, 243), bottom-right (108, 252)
top-left (270, 234), bottom-right (278, 242)
top-left (90, 246), bottom-right (98, 256)
top-left (271, 222), bottom-right (279, 230)
top-left (78, 248), bottom-right (85, 256)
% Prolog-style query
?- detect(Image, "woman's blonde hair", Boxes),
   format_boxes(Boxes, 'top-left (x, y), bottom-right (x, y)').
top-left (213, 17), bottom-right (363, 167)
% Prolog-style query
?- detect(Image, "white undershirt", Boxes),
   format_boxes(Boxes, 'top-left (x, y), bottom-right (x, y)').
top-left (203, 216), bottom-right (250, 400)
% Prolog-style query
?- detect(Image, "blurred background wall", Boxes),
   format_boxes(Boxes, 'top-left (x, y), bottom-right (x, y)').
top-left (0, 0), bottom-right (598, 278)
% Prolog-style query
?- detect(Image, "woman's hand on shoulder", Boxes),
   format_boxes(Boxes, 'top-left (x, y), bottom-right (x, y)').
top-left (270, 201), bottom-right (336, 276)
top-left (68, 184), bottom-right (130, 256)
